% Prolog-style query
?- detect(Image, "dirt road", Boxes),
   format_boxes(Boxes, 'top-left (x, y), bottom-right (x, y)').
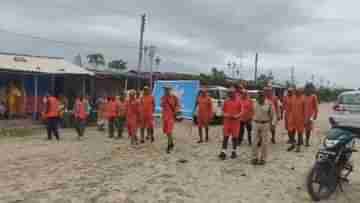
top-left (0, 103), bottom-right (359, 203)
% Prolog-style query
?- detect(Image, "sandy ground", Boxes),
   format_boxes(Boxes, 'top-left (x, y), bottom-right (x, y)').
top-left (0, 103), bottom-right (359, 203)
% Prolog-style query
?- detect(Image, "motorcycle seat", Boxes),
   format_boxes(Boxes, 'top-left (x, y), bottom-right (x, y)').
top-left (336, 126), bottom-right (360, 138)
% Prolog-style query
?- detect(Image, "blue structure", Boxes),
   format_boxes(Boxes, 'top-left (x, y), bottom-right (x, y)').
top-left (153, 80), bottom-right (200, 119)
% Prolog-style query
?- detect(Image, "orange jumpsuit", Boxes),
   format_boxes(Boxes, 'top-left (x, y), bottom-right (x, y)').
top-left (141, 95), bottom-right (155, 129)
top-left (288, 96), bottom-right (306, 133)
top-left (161, 95), bottom-right (179, 135)
top-left (197, 95), bottom-right (213, 127)
top-left (223, 99), bottom-right (242, 137)
top-left (240, 96), bottom-right (254, 122)
top-left (304, 94), bottom-right (319, 131)
top-left (118, 100), bottom-right (126, 118)
top-left (283, 95), bottom-right (293, 130)
top-left (126, 98), bottom-right (140, 137)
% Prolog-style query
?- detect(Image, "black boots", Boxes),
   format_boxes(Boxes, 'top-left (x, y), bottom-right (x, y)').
top-left (219, 152), bottom-right (226, 160)
top-left (305, 134), bottom-right (310, 147)
top-left (231, 151), bottom-right (237, 159)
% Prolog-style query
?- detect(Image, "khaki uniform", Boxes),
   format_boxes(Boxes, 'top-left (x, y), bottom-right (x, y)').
top-left (252, 100), bottom-right (274, 161)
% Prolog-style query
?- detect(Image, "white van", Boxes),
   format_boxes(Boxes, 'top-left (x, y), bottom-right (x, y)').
top-left (194, 86), bottom-right (228, 123)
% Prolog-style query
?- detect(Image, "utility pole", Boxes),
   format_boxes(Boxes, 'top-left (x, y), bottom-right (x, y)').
top-left (136, 14), bottom-right (146, 91)
top-left (254, 53), bottom-right (258, 84)
top-left (232, 62), bottom-right (236, 78)
top-left (227, 62), bottom-right (232, 78)
top-left (155, 56), bottom-right (161, 72)
top-left (311, 74), bottom-right (315, 84)
top-left (148, 45), bottom-right (156, 90)
top-left (291, 66), bottom-right (295, 86)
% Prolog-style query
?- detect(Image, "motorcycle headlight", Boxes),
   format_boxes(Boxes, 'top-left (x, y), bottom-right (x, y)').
top-left (324, 139), bottom-right (339, 148)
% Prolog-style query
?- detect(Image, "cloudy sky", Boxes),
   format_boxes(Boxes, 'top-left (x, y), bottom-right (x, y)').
top-left (0, 0), bottom-right (359, 88)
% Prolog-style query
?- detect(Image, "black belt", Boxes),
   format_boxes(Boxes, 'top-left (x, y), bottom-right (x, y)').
top-left (254, 120), bottom-right (270, 124)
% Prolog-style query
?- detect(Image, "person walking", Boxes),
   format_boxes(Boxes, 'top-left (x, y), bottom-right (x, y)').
top-left (115, 93), bottom-right (127, 139)
top-left (196, 88), bottom-right (213, 143)
top-left (287, 88), bottom-right (306, 152)
top-left (251, 90), bottom-right (274, 165)
top-left (238, 90), bottom-right (254, 146)
top-left (161, 86), bottom-right (180, 153)
top-left (264, 86), bottom-right (280, 144)
top-left (304, 85), bottom-right (319, 147)
top-left (219, 88), bottom-right (242, 160)
top-left (283, 88), bottom-right (294, 143)
top-left (126, 90), bottom-right (140, 145)
top-left (107, 96), bottom-right (119, 138)
top-left (43, 93), bottom-right (60, 141)
top-left (74, 96), bottom-right (88, 140)
top-left (140, 86), bottom-right (155, 143)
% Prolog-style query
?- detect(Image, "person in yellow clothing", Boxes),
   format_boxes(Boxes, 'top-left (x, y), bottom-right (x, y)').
top-left (7, 82), bottom-right (21, 119)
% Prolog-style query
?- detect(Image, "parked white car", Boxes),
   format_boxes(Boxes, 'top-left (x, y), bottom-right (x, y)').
top-left (329, 91), bottom-right (360, 128)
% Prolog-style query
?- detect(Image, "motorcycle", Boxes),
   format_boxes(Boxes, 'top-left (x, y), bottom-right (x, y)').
top-left (306, 126), bottom-right (360, 201)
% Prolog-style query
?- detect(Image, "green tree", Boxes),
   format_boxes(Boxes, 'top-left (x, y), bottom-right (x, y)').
top-left (87, 53), bottom-right (105, 66)
top-left (256, 74), bottom-right (273, 88)
top-left (108, 60), bottom-right (128, 70)
top-left (211, 67), bottom-right (226, 81)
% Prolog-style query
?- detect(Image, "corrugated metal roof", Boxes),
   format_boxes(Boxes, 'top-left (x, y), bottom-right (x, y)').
top-left (0, 53), bottom-right (93, 75)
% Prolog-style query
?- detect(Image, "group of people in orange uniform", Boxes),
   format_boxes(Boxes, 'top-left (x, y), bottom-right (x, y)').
top-left (42, 83), bottom-right (319, 159)
top-left (102, 85), bottom-right (179, 153)
top-left (195, 83), bottom-right (318, 165)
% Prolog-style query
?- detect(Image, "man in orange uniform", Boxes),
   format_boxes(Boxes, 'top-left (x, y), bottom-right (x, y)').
top-left (140, 86), bottom-right (155, 143)
top-left (44, 93), bottom-right (60, 141)
top-left (196, 88), bottom-right (213, 143)
top-left (107, 96), bottom-right (119, 138)
top-left (287, 88), bottom-right (306, 152)
top-left (126, 90), bottom-right (140, 145)
top-left (283, 88), bottom-right (294, 143)
top-left (219, 88), bottom-right (242, 160)
top-left (239, 90), bottom-right (254, 146)
top-left (161, 86), bottom-right (180, 153)
top-left (74, 96), bottom-right (88, 140)
top-left (264, 86), bottom-right (280, 144)
top-left (115, 93), bottom-right (127, 139)
top-left (304, 84), bottom-right (319, 147)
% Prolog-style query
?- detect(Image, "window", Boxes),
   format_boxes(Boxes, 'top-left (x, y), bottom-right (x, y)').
top-left (13, 56), bottom-right (27, 62)
top-left (207, 90), bottom-right (219, 99)
top-left (339, 94), bottom-right (360, 105)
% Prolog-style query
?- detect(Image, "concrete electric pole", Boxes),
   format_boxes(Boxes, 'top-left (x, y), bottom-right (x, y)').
top-left (136, 14), bottom-right (146, 91)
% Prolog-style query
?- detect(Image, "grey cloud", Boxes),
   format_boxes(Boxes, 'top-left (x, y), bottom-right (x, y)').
top-left (0, 0), bottom-right (359, 87)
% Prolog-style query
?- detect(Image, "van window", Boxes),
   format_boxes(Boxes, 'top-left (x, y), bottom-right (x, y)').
top-left (207, 90), bottom-right (219, 99)
top-left (219, 90), bottom-right (228, 100)
top-left (339, 93), bottom-right (360, 105)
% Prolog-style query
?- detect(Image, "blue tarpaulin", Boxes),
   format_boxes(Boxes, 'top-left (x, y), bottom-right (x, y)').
top-left (153, 80), bottom-right (200, 119)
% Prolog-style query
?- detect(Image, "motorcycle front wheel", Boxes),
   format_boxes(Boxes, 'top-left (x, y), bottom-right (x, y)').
top-left (306, 162), bottom-right (338, 201)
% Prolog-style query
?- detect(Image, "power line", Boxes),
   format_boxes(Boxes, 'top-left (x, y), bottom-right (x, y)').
top-left (0, 27), bottom-right (139, 50)
top-left (10, 0), bottom-right (143, 17)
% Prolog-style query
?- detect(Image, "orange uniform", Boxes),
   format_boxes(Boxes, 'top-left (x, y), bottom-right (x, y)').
top-left (288, 96), bottom-right (306, 133)
top-left (161, 95), bottom-right (179, 135)
top-left (126, 98), bottom-right (140, 136)
top-left (240, 96), bottom-right (254, 122)
top-left (118, 100), bottom-right (126, 118)
top-left (141, 95), bottom-right (155, 129)
top-left (223, 99), bottom-right (242, 137)
top-left (107, 100), bottom-right (119, 120)
top-left (283, 95), bottom-right (293, 130)
top-left (46, 96), bottom-right (59, 118)
top-left (74, 99), bottom-right (87, 120)
top-left (197, 95), bottom-right (213, 127)
top-left (304, 94), bottom-right (319, 131)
